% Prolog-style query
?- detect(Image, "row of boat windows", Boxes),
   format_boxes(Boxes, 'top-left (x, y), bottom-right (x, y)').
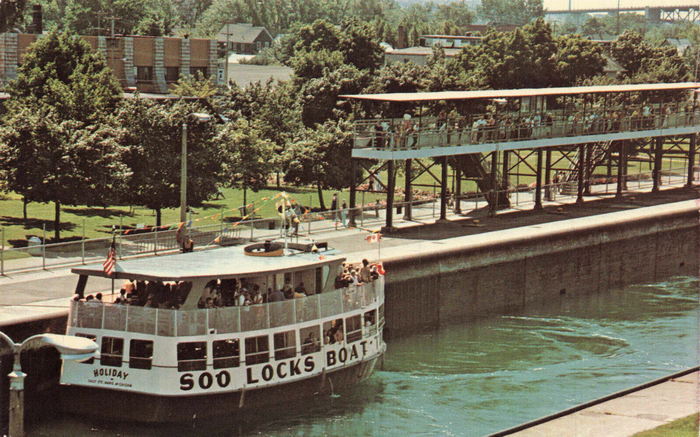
top-left (77, 307), bottom-right (381, 371)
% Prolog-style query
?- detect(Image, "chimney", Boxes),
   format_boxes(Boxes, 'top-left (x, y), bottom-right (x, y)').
top-left (397, 25), bottom-right (407, 49)
top-left (29, 4), bottom-right (43, 34)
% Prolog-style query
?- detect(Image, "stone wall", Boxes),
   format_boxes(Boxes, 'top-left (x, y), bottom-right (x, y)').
top-left (382, 200), bottom-right (699, 337)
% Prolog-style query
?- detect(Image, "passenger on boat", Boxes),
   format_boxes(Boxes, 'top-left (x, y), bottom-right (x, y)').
top-left (294, 282), bottom-right (307, 296)
top-left (269, 287), bottom-right (285, 302)
top-left (360, 259), bottom-right (372, 283)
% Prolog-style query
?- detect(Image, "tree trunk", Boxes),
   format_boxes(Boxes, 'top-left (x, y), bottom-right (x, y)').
top-left (54, 201), bottom-right (61, 242)
top-left (155, 208), bottom-right (162, 227)
top-left (243, 187), bottom-right (247, 216)
top-left (317, 184), bottom-right (326, 210)
top-left (276, 172), bottom-right (280, 188)
top-left (22, 197), bottom-right (28, 221)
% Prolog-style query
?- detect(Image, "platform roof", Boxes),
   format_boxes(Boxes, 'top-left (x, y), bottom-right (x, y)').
top-left (340, 82), bottom-right (700, 103)
top-left (72, 245), bottom-right (344, 282)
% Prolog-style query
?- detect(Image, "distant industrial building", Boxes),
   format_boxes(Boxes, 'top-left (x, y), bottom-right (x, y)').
top-left (0, 32), bottom-right (220, 93)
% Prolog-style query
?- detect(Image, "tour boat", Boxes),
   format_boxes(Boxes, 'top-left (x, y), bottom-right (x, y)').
top-left (60, 241), bottom-right (385, 422)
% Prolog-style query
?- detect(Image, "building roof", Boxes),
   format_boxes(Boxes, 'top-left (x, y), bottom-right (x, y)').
top-left (217, 23), bottom-right (272, 44)
top-left (0, 92), bottom-right (9, 100)
top-left (72, 244), bottom-right (344, 281)
top-left (340, 82), bottom-right (700, 103)
top-left (386, 47), bottom-right (462, 57)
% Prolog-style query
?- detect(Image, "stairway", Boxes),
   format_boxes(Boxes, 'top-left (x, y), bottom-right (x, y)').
top-left (453, 154), bottom-right (510, 208)
top-left (561, 141), bottom-right (612, 194)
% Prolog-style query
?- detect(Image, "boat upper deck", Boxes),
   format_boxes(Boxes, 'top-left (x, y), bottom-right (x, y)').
top-left (72, 243), bottom-right (344, 282)
top-left (342, 82), bottom-right (700, 160)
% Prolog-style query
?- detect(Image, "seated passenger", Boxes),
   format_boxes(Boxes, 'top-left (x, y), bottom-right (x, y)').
top-left (269, 288), bottom-right (285, 302)
top-left (294, 282), bottom-right (307, 295)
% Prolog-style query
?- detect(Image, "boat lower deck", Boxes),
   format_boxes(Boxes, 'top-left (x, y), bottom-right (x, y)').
top-left (60, 355), bottom-right (381, 423)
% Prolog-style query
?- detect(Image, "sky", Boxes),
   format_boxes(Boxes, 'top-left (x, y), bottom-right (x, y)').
top-left (544, 0), bottom-right (700, 11)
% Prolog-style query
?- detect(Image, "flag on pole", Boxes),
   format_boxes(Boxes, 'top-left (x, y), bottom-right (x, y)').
top-left (376, 262), bottom-right (386, 276)
top-left (103, 240), bottom-right (117, 276)
top-left (365, 232), bottom-right (382, 243)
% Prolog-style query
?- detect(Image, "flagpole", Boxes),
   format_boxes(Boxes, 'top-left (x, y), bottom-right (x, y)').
top-left (111, 232), bottom-right (115, 295)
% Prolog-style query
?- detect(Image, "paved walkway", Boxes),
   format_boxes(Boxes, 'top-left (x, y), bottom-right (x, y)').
top-left (510, 371), bottom-right (699, 437)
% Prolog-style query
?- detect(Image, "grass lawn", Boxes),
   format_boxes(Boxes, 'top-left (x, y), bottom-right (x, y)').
top-left (633, 413), bottom-right (699, 437)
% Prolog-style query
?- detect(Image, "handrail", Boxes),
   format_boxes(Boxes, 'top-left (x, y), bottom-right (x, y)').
top-left (70, 276), bottom-right (385, 337)
top-left (353, 108), bottom-right (700, 150)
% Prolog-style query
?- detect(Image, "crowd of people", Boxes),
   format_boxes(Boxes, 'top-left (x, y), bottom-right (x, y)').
top-left (368, 102), bottom-right (697, 149)
top-left (335, 259), bottom-right (380, 289)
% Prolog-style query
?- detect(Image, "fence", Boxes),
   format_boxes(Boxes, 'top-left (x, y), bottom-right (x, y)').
top-left (69, 278), bottom-right (384, 336)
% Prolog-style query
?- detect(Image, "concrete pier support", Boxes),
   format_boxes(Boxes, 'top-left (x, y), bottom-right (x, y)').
top-left (652, 137), bottom-right (663, 192)
top-left (687, 134), bottom-right (696, 187)
top-left (534, 149), bottom-right (543, 210)
top-left (403, 159), bottom-right (413, 220)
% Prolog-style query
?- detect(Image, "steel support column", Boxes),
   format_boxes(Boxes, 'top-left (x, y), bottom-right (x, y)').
top-left (439, 155), bottom-right (448, 221)
top-left (489, 151), bottom-right (499, 216)
top-left (583, 143), bottom-right (592, 195)
top-left (349, 159), bottom-right (357, 227)
top-left (454, 165), bottom-right (462, 214)
top-left (383, 160), bottom-right (396, 232)
top-left (687, 134), bottom-right (696, 187)
top-left (544, 148), bottom-right (552, 201)
top-left (652, 136), bottom-right (663, 192)
top-left (534, 149), bottom-right (543, 210)
top-left (501, 150), bottom-right (509, 192)
top-left (577, 144), bottom-right (585, 204)
top-left (616, 141), bottom-right (625, 199)
top-left (403, 159), bottom-right (413, 220)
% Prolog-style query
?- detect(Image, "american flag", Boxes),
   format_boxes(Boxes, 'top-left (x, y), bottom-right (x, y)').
top-left (103, 241), bottom-right (117, 276)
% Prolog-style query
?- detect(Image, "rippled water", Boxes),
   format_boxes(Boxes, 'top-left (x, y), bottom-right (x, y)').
top-left (31, 277), bottom-right (698, 437)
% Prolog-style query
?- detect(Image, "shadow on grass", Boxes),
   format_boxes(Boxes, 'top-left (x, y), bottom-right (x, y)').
top-left (62, 207), bottom-right (129, 218)
top-left (0, 216), bottom-right (76, 233)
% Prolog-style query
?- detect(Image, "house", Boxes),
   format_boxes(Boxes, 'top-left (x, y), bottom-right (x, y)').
top-left (664, 38), bottom-right (692, 55)
top-left (217, 23), bottom-right (273, 55)
top-left (0, 32), bottom-right (221, 94)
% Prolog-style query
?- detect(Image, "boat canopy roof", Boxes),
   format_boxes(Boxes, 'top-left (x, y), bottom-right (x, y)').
top-left (72, 245), bottom-right (345, 282)
top-left (339, 82), bottom-right (700, 103)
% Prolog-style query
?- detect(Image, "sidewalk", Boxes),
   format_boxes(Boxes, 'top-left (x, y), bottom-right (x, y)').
top-left (509, 371), bottom-right (699, 437)
top-left (0, 176), bottom-right (697, 329)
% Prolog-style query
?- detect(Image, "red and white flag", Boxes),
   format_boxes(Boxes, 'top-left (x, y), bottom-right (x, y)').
top-left (365, 232), bottom-right (382, 243)
top-left (103, 241), bottom-right (117, 276)
top-left (376, 262), bottom-right (386, 276)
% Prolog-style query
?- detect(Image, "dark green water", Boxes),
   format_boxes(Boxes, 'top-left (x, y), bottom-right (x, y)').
top-left (31, 277), bottom-right (698, 437)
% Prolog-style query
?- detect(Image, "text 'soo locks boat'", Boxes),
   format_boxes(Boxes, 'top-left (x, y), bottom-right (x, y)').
top-left (61, 241), bottom-right (385, 422)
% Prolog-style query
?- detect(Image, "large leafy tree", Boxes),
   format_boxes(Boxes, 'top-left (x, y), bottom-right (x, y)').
top-left (554, 34), bottom-right (606, 86)
top-left (0, 30), bottom-right (124, 240)
top-left (114, 98), bottom-right (223, 226)
top-left (282, 119), bottom-right (354, 209)
top-left (611, 31), bottom-right (690, 83)
top-left (479, 0), bottom-right (543, 26)
top-left (0, 0), bottom-right (27, 32)
top-left (0, 106), bottom-right (128, 240)
top-left (9, 30), bottom-right (121, 123)
top-left (216, 119), bottom-right (276, 209)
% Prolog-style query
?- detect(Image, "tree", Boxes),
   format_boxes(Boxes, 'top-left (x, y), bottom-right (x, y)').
top-left (9, 30), bottom-right (121, 123)
top-left (0, 0), bottom-right (27, 32)
top-left (216, 119), bottom-right (276, 210)
top-left (298, 64), bottom-right (368, 126)
top-left (612, 31), bottom-right (689, 82)
top-left (338, 19), bottom-right (384, 71)
top-left (0, 106), bottom-right (128, 240)
top-left (282, 119), bottom-right (354, 209)
top-left (479, 0), bottom-right (543, 26)
top-left (114, 98), bottom-right (223, 226)
top-left (171, 71), bottom-right (219, 98)
top-left (554, 34), bottom-right (606, 86)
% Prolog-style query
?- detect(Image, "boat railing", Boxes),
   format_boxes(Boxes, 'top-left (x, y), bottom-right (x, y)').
top-left (70, 276), bottom-right (385, 336)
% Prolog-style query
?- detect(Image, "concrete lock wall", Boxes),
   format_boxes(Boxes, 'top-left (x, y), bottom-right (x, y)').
top-left (382, 201), bottom-right (699, 337)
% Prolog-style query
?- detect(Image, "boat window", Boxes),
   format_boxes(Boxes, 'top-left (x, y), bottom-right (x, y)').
top-left (364, 310), bottom-right (377, 337)
top-left (274, 331), bottom-right (296, 360)
top-left (345, 315), bottom-right (362, 343)
top-left (323, 319), bottom-right (344, 345)
top-left (75, 333), bottom-right (96, 364)
top-left (129, 339), bottom-right (153, 370)
top-left (300, 326), bottom-right (321, 355)
top-left (101, 337), bottom-right (124, 367)
top-left (177, 342), bottom-right (207, 372)
top-left (213, 339), bottom-right (240, 369)
top-left (245, 336), bottom-right (269, 365)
